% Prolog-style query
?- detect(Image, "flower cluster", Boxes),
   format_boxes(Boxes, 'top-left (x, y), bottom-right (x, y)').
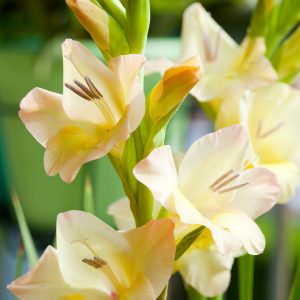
top-left (8, 0), bottom-right (300, 299)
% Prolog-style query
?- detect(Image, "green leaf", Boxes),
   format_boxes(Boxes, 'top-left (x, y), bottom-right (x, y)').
top-left (15, 244), bottom-right (25, 278)
top-left (11, 192), bottom-right (38, 268)
top-left (288, 253), bottom-right (300, 300)
top-left (83, 176), bottom-right (95, 215)
top-left (238, 254), bottom-right (254, 300)
top-left (175, 226), bottom-right (204, 261)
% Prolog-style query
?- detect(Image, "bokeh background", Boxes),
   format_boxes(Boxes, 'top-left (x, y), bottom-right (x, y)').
top-left (1, 0), bottom-right (299, 299)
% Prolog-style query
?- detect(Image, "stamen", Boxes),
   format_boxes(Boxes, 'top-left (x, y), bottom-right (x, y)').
top-left (74, 80), bottom-right (97, 99)
top-left (82, 256), bottom-right (107, 269)
top-left (212, 173), bottom-right (239, 192)
top-left (209, 169), bottom-right (234, 190)
top-left (85, 76), bottom-right (103, 98)
top-left (64, 83), bottom-right (91, 101)
top-left (256, 119), bottom-right (285, 139)
top-left (217, 182), bottom-right (249, 194)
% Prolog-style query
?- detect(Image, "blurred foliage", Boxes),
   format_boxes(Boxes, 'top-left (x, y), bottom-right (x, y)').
top-left (0, 0), bottom-right (255, 43)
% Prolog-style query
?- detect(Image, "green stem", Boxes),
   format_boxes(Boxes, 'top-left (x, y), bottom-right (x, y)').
top-left (288, 253), bottom-right (300, 300)
top-left (238, 255), bottom-right (254, 300)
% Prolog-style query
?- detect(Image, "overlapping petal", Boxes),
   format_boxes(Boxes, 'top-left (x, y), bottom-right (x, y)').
top-left (19, 39), bottom-right (146, 182)
top-left (175, 246), bottom-right (234, 297)
top-left (8, 246), bottom-right (108, 300)
top-left (134, 125), bottom-right (280, 254)
top-left (9, 211), bottom-right (175, 300)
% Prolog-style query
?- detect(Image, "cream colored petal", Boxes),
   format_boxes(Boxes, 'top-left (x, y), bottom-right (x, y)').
top-left (172, 189), bottom-right (240, 255)
top-left (133, 145), bottom-right (178, 205)
top-left (19, 88), bottom-right (74, 147)
top-left (233, 37), bottom-right (277, 86)
top-left (56, 211), bottom-right (132, 294)
top-left (178, 125), bottom-right (249, 208)
top-left (121, 275), bottom-right (155, 300)
top-left (245, 83), bottom-right (300, 163)
top-left (44, 101), bottom-right (138, 183)
top-left (8, 246), bottom-right (109, 300)
top-left (182, 3), bottom-right (239, 73)
top-left (62, 39), bottom-right (123, 125)
top-left (108, 54), bottom-right (146, 105)
top-left (176, 246), bottom-right (234, 297)
top-left (229, 167), bottom-right (280, 219)
top-left (262, 162), bottom-right (300, 203)
top-left (212, 209), bottom-right (266, 255)
top-left (107, 197), bottom-right (136, 230)
top-left (190, 74), bottom-right (228, 102)
top-left (215, 93), bottom-right (244, 129)
top-left (122, 219), bottom-right (175, 297)
top-left (144, 58), bottom-right (175, 76)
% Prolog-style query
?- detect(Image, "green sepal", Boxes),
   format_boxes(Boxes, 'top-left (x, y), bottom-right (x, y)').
top-left (175, 226), bottom-right (204, 261)
top-left (126, 0), bottom-right (150, 54)
top-left (94, 0), bottom-right (127, 28)
top-left (270, 26), bottom-right (300, 83)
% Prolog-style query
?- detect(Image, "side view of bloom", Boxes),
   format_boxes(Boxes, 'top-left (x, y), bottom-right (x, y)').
top-left (19, 39), bottom-right (146, 183)
top-left (8, 211), bottom-right (175, 300)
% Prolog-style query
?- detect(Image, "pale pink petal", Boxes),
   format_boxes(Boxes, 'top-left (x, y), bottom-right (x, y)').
top-left (176, 246), bottom-right (234, 297)
top-left (133, 146), bottom-right (178, 204)
top-left (108, 54), bottom-right (146, 105)
top-left (262, 162), bottom-right (300, 203)
top-left (229, 167), bottom-right (280, 219)
top-left (212, 209), bottom-right (266, 255)
top-left (8, 246), bottom-right (108, 300)
top-left (107, 197), bottom-right (136, 230)
top-left (121, 275), bottom-right (155, 300)
top-left (19, 88), bottom-right (74, 147)
top-left (56, 211), bottom-right (131, 294)
top-left (122, 219), bottom-right (175, 297)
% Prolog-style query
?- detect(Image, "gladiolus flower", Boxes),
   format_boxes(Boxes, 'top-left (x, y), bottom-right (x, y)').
top-left (182, 3), bottom-right (277, 118)
top-left (108, 198), bottom-right (234, 297)
top-left (134, 125), bottom-right (280, 255)
top-left (19, 39), bottom-right (145, 183)
top-left (8, 211), bottom-right (175, 300)
top-left (239, 83), bottom-right (300, 202)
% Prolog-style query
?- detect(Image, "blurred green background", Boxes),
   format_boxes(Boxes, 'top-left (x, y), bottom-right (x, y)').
top-left (1, 1), bottom-right (299, 300)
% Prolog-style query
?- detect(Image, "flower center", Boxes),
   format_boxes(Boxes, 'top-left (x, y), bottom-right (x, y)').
top-left (256, 119), bottom-right (284, 139)
top-left (65, 76), bottom-right (117, 126)
top-left (209, 169), bottom-right (249, 194)
top-left (71, 238), bottom-right (121, 297)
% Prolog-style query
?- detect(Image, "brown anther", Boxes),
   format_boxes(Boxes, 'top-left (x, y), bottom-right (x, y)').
top-left (82, 256), bottom-right (107, 269)
top-left (209, 169), bottom-right (234, 190)
top-left (217, 182), bottom-right (249, 194)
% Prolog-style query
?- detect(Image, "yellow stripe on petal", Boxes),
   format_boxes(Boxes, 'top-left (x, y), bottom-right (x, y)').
top-left (45, 125), bottom-right (103, 182)
top-left (62, 294), bottom-right (87, 300)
